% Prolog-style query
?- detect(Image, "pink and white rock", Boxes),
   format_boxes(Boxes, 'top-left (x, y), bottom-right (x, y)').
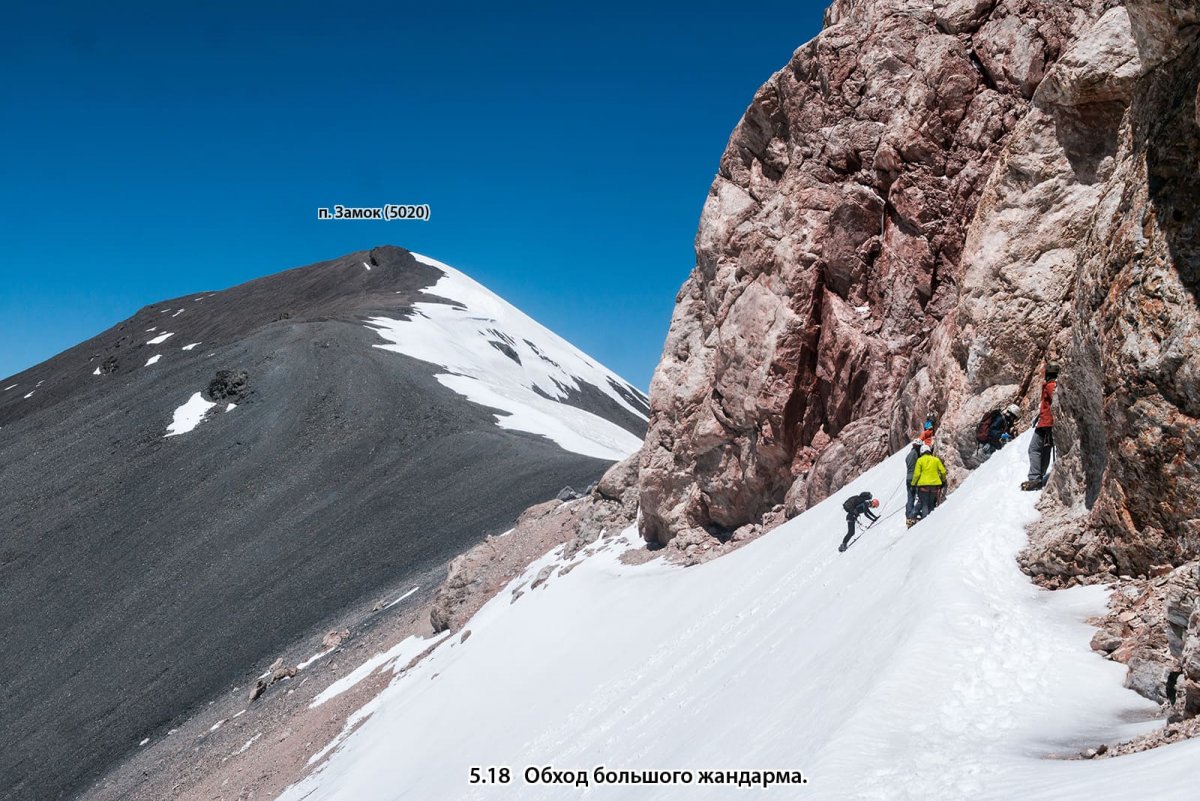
top-left (638, 0), bottom-right (1108, 546)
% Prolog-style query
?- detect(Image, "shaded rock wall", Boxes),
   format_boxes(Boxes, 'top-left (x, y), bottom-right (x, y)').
top-left (917, 1), bottom-right (1200, 582)
top-left (929, 3), bottom-right (1170, 482)
top-left (1036, 15), bottom-right (1200, 581)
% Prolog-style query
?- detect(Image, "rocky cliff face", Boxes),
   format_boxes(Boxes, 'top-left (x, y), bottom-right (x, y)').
top-left (1019, 2), bottom-right (1200, 583)
top-left (639, 0), bottom-right (1112, 546)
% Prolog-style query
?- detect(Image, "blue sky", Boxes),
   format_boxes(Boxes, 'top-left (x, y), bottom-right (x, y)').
top-left (0, 2), bottom-right (826, 389)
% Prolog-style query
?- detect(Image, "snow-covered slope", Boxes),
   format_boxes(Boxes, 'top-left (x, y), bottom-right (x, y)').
top-left (366, 252), bottom-right (647, 461)
top-left (282, 433), bottom-right (1200, 800)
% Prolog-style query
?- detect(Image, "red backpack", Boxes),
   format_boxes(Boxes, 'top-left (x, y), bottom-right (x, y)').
top-left (975, 409), bottom-right (999, 444)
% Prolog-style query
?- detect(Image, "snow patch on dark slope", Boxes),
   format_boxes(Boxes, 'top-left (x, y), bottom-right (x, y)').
top-left (0, 246), bottom-right (645, 801)
top-left (365, 252), bottom-right (647, 460)
top-left (282, 434), bottom-right (1199, 801)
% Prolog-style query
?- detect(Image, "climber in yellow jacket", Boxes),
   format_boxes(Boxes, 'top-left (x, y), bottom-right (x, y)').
top-left (909, 444), bottom-right (947, 525)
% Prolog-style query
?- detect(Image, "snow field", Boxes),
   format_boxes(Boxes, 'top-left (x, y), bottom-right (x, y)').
top-left (281, 432), bottom-right (1200, 800)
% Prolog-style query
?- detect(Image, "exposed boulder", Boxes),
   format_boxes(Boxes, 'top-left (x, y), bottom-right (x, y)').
top-left (555, 486), bottom-right (582, 502)
top-left (205, 369), bottom-right (249, 404)
top-left (320, 629), bottom-right (349, 650)
top-left (595, 453), bottom-right (639, 506)
top-left (248, 660), bottom-right (297, 703)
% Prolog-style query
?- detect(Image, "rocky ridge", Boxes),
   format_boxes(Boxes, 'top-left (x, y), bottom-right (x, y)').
top-left (429, 454), bottom-right (642, 634)
top-left (88, 5), bottom-right (1200, 789)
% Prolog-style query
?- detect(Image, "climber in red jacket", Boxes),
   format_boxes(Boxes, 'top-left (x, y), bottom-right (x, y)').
top-left (919, 413), bottom-right (935, 447)
top-left (1022, 361), bottom-right (1058, 490)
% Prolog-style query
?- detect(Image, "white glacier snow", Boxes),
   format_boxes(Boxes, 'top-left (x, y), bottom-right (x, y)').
top-left (181, 342), bottom-right (201, 351)
top-left (280, 433), bottom-right (1198, 801)
top-left (165, 392), bottom-right (216, 437)
top-left (147, 332), bottom-right (175, 345)
top-left (364, 252), bottom-right (645, 461)
top-left (145, 354), bottom-right (162, 366)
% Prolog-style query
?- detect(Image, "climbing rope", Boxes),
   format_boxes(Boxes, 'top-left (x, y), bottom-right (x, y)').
top-left (858, 505), bottom-right (904, 533)
top-left (856, 475), bottom-right (907, 533)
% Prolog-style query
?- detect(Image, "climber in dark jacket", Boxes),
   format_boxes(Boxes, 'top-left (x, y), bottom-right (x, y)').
top-left (839, 491), bottom-right (880, 552)
top-left (905, 440), bottom-right (923, 525)
top-left (984, 404), bottom-right (1021, 454)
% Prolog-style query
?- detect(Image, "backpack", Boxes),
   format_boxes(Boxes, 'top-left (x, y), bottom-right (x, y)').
top-left (842, 492), bottom-right (869, 513)
top-left (975, 409), bottom-right (1000, 444)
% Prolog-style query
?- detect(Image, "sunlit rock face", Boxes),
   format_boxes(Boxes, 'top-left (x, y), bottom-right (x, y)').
top-left (638, 0), bottom-right (1111, 547)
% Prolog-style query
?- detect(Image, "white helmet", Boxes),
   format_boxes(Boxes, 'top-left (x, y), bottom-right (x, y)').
top-left (912, 440), bottom-right (923, 448)
top-left (1006, 404), bottom-right (1020, 416)
top-left (921, 445), bottom-right (932, 454)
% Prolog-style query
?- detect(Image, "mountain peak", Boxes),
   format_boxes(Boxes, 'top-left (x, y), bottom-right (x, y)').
top-left (0, 247), bottom-right (645, 801)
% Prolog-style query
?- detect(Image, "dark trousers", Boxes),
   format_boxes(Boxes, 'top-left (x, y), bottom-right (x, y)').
top-left (917, 487), bottom-right (940, 518)
top-left (1027, 427), bottom-right (1053, 483)
top-left (842, 512), bottom-right (878, 546)
top-left (906, 485), bottom-right (919, 519)
top-left (841, 514), bottom-right (857, 547)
